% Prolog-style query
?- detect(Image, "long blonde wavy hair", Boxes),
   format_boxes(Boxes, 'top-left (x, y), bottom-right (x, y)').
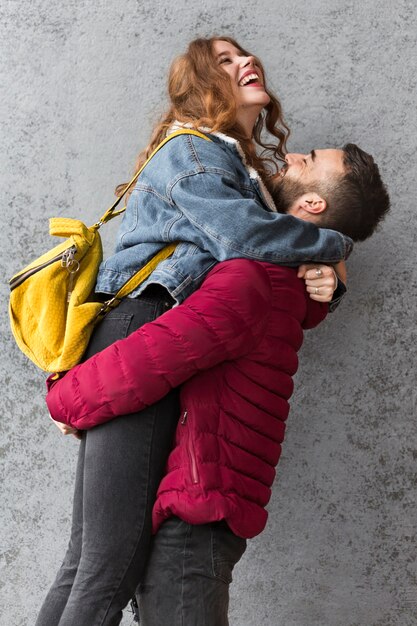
top-left (116, 36), bottom-right (290, 197)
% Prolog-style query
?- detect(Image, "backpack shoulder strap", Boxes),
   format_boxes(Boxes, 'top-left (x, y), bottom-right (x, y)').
top-left (96, 129), bottom-right (212, 227)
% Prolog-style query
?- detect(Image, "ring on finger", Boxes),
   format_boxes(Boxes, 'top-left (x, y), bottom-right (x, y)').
top-left (315, 287), bottom-right (320, 294)
top-left (315, 268), bottom-right (323, 277)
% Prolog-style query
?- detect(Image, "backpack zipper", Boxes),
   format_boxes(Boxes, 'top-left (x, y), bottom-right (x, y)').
top-left (9, 245), bottom-right (78, 291)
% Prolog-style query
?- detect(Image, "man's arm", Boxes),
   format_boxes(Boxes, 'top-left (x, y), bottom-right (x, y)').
top-left (47, 261), bottom-right (272, 430)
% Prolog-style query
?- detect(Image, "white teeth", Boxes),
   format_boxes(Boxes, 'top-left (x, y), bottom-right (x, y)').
top-left (238, 73), bottom-right (259, 87)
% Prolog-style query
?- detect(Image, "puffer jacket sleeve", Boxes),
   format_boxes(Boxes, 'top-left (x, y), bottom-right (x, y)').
top-left (46, 260), bottom-right (272, 430)
top-left (302, 300), bottom-right (328, 330)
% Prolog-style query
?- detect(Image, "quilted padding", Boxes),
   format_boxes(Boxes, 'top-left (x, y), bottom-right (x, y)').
top-left (47, 259), bottom-right (327, 538)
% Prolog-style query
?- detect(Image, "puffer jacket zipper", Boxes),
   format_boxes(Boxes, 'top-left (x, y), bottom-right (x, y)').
top-left (181, 410), bottom-right (199, 485)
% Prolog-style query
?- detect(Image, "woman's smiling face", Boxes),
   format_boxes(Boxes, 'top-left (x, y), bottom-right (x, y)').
top-left (213, 40), bottom-right (270, 130)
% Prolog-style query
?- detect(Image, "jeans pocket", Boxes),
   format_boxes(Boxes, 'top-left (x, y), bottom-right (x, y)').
top-left (211, 522), bottom-right (247, 584)
top-left (104, 312), bottom-right (134, 340)
top-left (82, 312), bottom-right (133, 359)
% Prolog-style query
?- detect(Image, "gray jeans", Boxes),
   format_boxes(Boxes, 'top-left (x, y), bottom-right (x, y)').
top-left (137, 516), bottom-right (247, 626)
top-left (35, 294), bottom-right (179, 626)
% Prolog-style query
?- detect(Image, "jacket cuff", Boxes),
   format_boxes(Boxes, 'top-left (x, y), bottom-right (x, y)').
top-left (343, 237), bottom-right (354, 260)
top-left (46, 372), bottom-right (66, 392)
top-left (329, 279), bottom-right (347, 313)
top-left (46, 374), bottom-right (71, 425)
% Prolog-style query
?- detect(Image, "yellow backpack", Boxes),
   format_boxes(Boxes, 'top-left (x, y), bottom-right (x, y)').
top-left (9, 129), bottom-right (210, 372)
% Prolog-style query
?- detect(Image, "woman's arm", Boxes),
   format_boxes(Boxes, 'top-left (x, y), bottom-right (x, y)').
top-left (169, 167), bottom-right (352, 265)
top-left (137, 134), bottom-right (352, 267)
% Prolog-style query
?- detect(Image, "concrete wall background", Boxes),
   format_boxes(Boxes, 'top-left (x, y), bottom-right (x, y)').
top-left (1, 1), bottom-right (416, 624)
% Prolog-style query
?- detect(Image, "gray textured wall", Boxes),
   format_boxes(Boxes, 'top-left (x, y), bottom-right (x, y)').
top-left (1, 1), bottom-right (416, 625)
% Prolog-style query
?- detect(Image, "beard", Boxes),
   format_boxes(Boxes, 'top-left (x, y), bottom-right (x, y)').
top-left (271, 175), bottom-right (309, 213)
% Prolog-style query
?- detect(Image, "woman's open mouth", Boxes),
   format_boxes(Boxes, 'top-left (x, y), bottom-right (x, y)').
top-left (238, 72), bottom-right (263, 87)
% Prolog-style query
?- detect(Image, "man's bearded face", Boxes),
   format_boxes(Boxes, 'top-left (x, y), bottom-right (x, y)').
top-left (272, 173), bottom-right (311, 213)
top-left (272, 149), bottom-right (345, 212)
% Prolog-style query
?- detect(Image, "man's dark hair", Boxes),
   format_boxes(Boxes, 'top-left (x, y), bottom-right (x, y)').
top-left (318, 144), bottom-right (390, 242)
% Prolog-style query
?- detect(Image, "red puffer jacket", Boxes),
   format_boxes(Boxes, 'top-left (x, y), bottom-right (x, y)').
top-left (47, 260), bottom-right (327, 538)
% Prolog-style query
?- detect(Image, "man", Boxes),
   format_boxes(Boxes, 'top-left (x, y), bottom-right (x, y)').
top-left (275, 143), bottom-right (386, 243)
top-left (47, 143), bottom-right (389, 625)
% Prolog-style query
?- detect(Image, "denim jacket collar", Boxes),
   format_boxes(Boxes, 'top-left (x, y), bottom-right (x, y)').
top-left (169, 122), bottom-right (277, 213)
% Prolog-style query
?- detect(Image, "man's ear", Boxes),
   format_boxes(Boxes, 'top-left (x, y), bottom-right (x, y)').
top-left (297, 192), bottom-right (327, 215)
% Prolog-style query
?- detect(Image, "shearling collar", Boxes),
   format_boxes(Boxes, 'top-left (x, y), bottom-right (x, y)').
top-left (169, 122), bottom-right (277, 213)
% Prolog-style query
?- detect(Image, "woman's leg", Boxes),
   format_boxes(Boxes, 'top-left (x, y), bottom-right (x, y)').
top-left (35, 436), bottom-right (86, 626)
top-left (137, 517), bottom-right (247, 626)
top-left (35, 295), bottom-right (179, 626)
top-left (58, 391), bottom-right (179, 626)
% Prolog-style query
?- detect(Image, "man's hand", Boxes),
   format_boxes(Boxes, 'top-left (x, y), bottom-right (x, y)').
top-left (49, 415), bottom-right (82, 440)
top-left (298, 263), bottom-right (344, 303)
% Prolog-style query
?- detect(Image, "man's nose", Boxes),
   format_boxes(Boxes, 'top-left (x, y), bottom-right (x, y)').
top-left (285, 153), bottom-right (307, 165)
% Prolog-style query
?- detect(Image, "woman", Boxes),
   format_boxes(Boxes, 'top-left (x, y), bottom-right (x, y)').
top-left (35, 36), bottom-right (348, 626)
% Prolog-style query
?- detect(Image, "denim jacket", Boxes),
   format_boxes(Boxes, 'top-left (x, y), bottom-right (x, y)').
top-left (96, 129), bottom-right (353, 304)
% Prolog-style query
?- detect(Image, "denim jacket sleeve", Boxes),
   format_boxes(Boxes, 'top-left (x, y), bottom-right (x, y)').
top-left (164, 135), bottom-right (353, 265)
